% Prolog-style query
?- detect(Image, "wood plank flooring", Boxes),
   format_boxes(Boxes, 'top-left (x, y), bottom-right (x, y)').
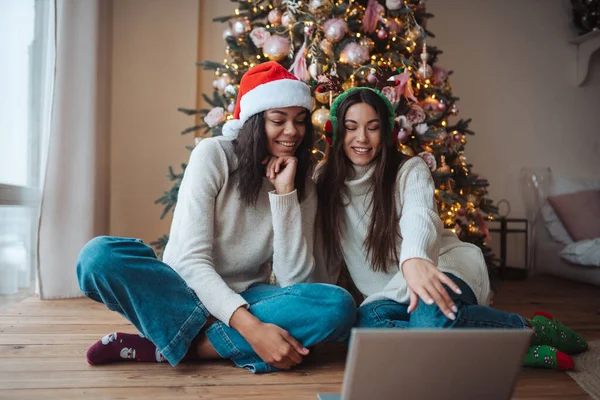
top-left (0, 276), bottom-right (598, 399)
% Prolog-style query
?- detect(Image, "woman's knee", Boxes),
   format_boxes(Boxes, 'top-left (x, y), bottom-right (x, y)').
top-left (309, 284), bottom-right (357, 333)
top-left (76, 236), bottom-right (126, 292)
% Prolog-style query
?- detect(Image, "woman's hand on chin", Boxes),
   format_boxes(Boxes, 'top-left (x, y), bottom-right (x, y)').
top-left (263, 155), bottom-right (297, 195)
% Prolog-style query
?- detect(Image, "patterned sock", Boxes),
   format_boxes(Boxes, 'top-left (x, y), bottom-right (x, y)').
top-left (523, 345), bottom-right (574, 370)
top-left (527, 311), bottom-right (588, 354)
top-left (86, 332), bottom-right (167, 365)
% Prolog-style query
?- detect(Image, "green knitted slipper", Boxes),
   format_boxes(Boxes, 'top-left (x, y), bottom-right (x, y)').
top-left (523, 345), bottom-right (574, 370)
top-left (529, 311), bottom-right (588, 354)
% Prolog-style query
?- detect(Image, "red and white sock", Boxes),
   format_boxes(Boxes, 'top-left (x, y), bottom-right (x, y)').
top-left (86, 332), bottom-right (167, 365)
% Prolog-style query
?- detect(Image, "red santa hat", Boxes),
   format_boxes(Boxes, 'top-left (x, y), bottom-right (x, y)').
top-left (222, 61), bottom-right (314, 137)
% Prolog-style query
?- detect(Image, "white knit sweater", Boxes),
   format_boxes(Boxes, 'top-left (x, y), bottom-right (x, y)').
top-left (163, 137), bottom-right (317, 325)
top-left (312, 157), bottom-right (491, 306)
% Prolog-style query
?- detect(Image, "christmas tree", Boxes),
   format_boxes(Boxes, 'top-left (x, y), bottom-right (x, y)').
top-left (154, 0), bottom-right (499, 273)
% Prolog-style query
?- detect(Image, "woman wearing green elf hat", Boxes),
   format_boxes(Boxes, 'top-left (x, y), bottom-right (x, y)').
top-left (312, 87), bottom-right (588, 370)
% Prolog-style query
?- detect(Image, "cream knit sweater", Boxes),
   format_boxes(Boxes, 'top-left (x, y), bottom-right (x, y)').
top-left (163, 137), bottom-right (317, 325)
top-left (312, 157), bottom-right (491, 306)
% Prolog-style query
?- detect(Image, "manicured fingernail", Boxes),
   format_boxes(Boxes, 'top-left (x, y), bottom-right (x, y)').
top-left (448, 312), bottom-right (456, 320)
top-left (452, 305), bottom-right (458, 313)
top-left (426, 298), bottom-right (434, 305)
top-left (455, 288), bottom-right (462, 295)
top-left (303, 347), bottom-right (309, 353)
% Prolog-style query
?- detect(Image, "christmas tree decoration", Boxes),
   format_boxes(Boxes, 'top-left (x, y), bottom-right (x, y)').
top-left (339, 42), bottom-right (370, 67)
top-left (309, 61), bottom-right (324, 80)
top-left (263, 35), bottom-right (290, 61)
top-left (324, 18), bottom-right (348, 42)
top-left (231, 17), bottom-right (252, 38)
top-left (309, 0), bottom-right (334, 15)
top-left (311, 106), bottom-right (330, 132)
top-left (319, 38), bottom-right (335, 57)
top-left (249, 27), bottom-right (271, 48)
top-left (267, 9), bottom-right (282, 26)
top-left (416, 43), bottom-right (433, 79)
top-left (571, 0), bottom-right (600, 34)
top-left (281, 11), bottom-right (295, 27)
top-left (222, 28), bottom-right (233, 41)
top-left (156, 0), bottom-right (500, 278)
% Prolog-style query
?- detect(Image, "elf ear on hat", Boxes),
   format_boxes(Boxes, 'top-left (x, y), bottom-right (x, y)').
top-left (325, 87), bottom-right (399, 146)
top-left (222, 61), bottom-right (314, 138)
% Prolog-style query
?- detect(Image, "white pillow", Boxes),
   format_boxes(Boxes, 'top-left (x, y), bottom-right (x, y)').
top-left (561, 238), bottom-right (600, 267)
top-left (542, 176), bottom-right (600, 245)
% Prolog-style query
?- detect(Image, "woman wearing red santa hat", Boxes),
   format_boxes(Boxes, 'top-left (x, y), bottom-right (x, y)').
top-left (76, 62), bottom-right (356, 373)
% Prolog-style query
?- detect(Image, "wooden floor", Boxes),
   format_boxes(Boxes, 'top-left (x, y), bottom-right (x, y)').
top-left (0, 276), bottom-right (599, 400)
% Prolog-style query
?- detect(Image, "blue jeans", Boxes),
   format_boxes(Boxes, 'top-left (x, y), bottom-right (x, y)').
top-left (77, 236), bottom-right (357, 373)
top-left (358, 273), bottom-right (528, 330)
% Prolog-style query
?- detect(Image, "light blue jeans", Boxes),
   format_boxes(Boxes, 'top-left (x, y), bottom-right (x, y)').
top-left (77, 236), bottom-right (357, 373)
top-left (358, 273), bottom-right (528, 329)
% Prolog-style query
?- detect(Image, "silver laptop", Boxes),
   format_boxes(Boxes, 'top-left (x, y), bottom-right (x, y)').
top-left (318, 328), bottom-right (532, 400)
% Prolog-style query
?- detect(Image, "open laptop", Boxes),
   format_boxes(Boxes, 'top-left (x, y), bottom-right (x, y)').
top-left (318, 328), bottom-right (532, 400)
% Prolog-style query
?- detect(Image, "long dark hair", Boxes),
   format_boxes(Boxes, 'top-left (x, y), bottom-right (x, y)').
top-left (315, 89), bottom-right (406, 273)
top-left (232, 111), bottom-right (314, 206)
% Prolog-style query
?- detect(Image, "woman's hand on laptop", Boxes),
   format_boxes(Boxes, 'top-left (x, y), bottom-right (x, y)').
top-left (401, 258), bottom-right (462, 320)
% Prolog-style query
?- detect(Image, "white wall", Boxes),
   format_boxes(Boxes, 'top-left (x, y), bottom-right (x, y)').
top-left (109, 0), bottom-right (600, 244)
top-left (109, 0), bottom-right (199, 242)
top-left (427, 0), bottom-right (600, 219)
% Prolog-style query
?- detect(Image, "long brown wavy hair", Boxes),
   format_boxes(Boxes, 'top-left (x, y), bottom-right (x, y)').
top-left (315, 89), bottom-right (406, 273)
top-left (232, 111), bottom-right (314, 206)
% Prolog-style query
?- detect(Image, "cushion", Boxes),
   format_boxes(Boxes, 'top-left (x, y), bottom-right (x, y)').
top-left (561, 238), bottom-right (600, 267)
top-left (548, 189), bottom-right (600, 241)
top-left (542, 176), bottom-right (600, 244)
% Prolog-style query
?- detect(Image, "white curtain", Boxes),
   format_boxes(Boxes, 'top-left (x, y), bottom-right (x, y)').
top-left (37, 0), bottom-right (112, 299)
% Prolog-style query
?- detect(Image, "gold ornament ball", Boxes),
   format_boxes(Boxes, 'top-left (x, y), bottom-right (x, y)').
top-left (315, 89), bottom-right (332, 104)
top-left (342, 79), bottom-right (357, 91)
top-left (319, 39), bottom-right (334, 57)
top-left (406, 27), bottom-right (421, 42)
top-left (359, 37), bottom-right (375, 51)
top-left (438, 164), bottom-right (451, 174)
top-left (309, 0), bottom-right (333, 14)
top-left (466, 194), bottom-right (478, 204)
top-left (398, 144), bottom-right (415, 157)
top-left (311, 107), bottom-right (330, 132)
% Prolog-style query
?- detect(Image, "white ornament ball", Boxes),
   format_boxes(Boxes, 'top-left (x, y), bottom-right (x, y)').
top-left (224, 84), bottom-right (237, 96)
top-left (216, 75), bottom-right (232, 91)
top-left (222, 28), bottom-right (233, 41)
top-left (227, 103), bottom-right (235, 113)
top-left (268, 9), bottom-right (282, 26)
top-left (263, 35), bottom-right (291, 61)
top-left (386, 0), bottom-right (404, 11)
top-left (324, 18), bottom-right (348, 43)
top-left (339, 43), bottom-right (370, 67)
top-left (231, 18), bottom-right (251, 38)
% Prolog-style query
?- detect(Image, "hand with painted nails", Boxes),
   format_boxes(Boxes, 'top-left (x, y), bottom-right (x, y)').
top-left (401, 258), bottom-right (462, 320)
top-left (262, 155), bottom-right (298, 195)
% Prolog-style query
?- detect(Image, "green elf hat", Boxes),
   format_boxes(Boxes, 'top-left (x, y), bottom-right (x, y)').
top-left (324, 86), bottom-right (399, 146)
